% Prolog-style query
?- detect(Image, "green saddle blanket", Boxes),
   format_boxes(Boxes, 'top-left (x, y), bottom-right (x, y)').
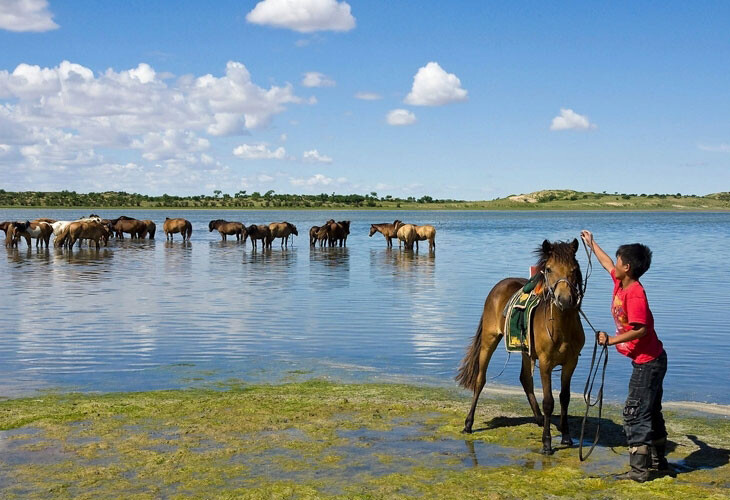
top-left (503, 276), bottom-right (542, 353)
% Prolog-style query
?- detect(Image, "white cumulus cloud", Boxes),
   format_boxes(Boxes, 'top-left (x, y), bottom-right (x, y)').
top-left (0, 60), bottom-right (304, 188)
top-left (233, 143), bottom-right (287, 160)
top-left (386, 109), bottom-right (416, 126)
top-left (302, 149), bottom-right (332, 163)
top-left (404, 62), bottom-right (467, 106)
top-left (698, 143), bottom-right (730, 153)
top-left (550, 108), bottom-right (596, 131)
top-left (131, 130), bottom-right (210, 162)
top-left (246, 0), bottom-right (355, 33)
top-left (354, 91), bottom-right (382, 100)
top-left (301, 71), bottom-right (335, 88)
top-left (0, 0), bottom-right (58, 32)
top-left (289, 173), bottom-right (346, 187)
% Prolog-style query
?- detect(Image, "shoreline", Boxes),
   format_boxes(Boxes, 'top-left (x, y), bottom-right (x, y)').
top-left (1, 380), bottom-right (728, 498)
top-left (2, 206), bottom-right (730, 212)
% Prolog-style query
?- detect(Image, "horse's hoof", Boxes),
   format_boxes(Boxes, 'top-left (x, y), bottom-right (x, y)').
top-left (462, 427), bottom-right (473, 435)
top-left (542, 446), bottom-right (554, 456)
top-left (561, 436), bottom-right (574, 447)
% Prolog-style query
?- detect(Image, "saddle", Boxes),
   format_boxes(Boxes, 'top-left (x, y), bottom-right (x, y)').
top-left (502, 275), bottom-right (543, 355)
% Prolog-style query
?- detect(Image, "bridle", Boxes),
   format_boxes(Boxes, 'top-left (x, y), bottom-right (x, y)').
top-left (541, 269), bottom-right (584, 311)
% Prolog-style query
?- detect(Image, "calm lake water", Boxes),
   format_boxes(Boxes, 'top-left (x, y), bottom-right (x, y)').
top-left (1, 210), bottom-right (728, 404)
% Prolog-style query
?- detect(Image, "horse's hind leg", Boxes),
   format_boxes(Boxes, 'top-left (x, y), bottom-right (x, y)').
top-left (559, 357), bottom-right (578, 447)
top-left (519, 354), bottom-right (543, 425)
top-left (462, 331), bottom-right (500, 434)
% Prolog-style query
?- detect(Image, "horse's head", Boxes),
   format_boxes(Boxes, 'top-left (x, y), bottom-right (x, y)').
top-left (340, 221), bottom-right (351, 234)
top-left (369, 225), bottom-right (377, 237)
top-left (288, 223), bottom-right (298, 236)
top-left (208, 220), bottom-right (218, 232)
top-left (536, 239), bottom-right (582, 311)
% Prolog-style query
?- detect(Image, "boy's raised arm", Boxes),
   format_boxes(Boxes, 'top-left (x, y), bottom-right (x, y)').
top-left (580, 230), bottom-right (615, 274)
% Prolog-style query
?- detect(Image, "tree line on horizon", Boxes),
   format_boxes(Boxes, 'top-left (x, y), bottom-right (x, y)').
top-left (0, 189), bottom-right (453, 208)
top-left (0, 189), bottom-right (726, 209)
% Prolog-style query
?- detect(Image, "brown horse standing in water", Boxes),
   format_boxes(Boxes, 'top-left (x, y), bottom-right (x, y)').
top-left (369, 220), bottom-right (402, 247)
top-left (456, 239), bottom-right (584, 455)
top-left (164, 218), bottom-right (192, 241)
top-left (209, 220), bottom-right (246, 242)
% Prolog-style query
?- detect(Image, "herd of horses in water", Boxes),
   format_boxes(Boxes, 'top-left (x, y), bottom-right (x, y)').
top-left (0, 215), bottom-right (437, 251)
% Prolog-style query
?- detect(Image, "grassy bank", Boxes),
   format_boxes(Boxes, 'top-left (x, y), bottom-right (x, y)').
top-left (1, 381), bottom-right (728, 499)
top-left (1, 189), bottom-right (729, 211)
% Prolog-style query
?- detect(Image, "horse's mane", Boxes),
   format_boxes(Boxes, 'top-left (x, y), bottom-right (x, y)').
top-left (533, 239), bottom-right (582, 291)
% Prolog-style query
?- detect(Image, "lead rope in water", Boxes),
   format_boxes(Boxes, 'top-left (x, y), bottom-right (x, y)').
top-left (578, 239), bottom-right (608, 461)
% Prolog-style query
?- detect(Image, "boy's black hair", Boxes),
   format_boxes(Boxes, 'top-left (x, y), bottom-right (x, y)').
top-left (616, 243), bottom-right (652, 279)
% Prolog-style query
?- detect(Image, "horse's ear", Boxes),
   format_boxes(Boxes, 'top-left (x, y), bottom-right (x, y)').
top-left (571, 238), bottom-right (579, 254)
top-left (542, 239), bottom-right (552, 255)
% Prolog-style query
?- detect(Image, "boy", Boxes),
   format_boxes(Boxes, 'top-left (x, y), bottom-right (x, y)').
top-left (580, 230), bottom-right (668, 482)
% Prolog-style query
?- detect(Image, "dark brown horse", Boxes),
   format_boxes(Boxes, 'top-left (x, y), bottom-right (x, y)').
top-left (456, 239), bottom-right (585, 455)
top-left (318, 220), bottom-right (350, 247)
top-left (141, 220), bottom-right (156, 239)
top-left (246, 224), bottom-right (271, 249)
top-left (209, 220), bottom-right (246, 242)
top-left (113, 218), bottom-right (147, 239)
top-left (369, 220), bottom-right (402, 247)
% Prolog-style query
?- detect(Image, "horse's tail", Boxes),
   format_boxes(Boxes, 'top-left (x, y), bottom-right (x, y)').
top-left (455, 313), bottom-right (484, 392)
top-left (186, 221), bottom-right (192, 239)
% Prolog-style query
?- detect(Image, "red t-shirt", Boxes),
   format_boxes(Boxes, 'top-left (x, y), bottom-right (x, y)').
top-left (611, 269), bottom-right (663, 363)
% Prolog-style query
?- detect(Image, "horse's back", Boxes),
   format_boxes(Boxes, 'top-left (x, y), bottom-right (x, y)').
top-left (481, 277), bottom-right (528, 333)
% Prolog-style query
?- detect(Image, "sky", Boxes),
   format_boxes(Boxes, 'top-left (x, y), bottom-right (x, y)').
top-left (0, 0), bottom-right (728, 199)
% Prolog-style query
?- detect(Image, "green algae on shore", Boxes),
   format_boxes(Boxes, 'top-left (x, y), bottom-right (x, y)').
top-left (1, 381), bottom-right (728, 499)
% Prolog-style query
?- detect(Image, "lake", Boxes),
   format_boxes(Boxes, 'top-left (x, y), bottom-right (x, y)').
top-left (1, 209), bottom-right (728, 404)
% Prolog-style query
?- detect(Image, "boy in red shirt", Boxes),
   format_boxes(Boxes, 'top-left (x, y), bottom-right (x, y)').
top-left (581, 230), bottom-right (668, 482)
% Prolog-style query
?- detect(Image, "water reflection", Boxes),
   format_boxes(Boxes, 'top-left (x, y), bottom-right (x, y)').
top-left (309, 247), bottom-right (350, 289)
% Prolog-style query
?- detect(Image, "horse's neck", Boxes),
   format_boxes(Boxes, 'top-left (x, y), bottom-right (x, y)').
top-left (536, 297), bottom-right (580, 341)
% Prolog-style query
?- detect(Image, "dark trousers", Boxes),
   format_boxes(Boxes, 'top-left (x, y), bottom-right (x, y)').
top-left (623, 350), bottom-right (667, 446)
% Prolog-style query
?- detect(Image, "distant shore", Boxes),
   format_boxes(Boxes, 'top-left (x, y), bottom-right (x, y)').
top-left (1, 189), bottom-right (729, 211)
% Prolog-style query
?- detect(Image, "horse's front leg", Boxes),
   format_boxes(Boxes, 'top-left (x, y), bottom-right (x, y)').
top-left (519, 354), bottom-right (542, 425)
top-left (539, 364), bottom-right (555, 455)
top-left (559, 358), bottom-right (578, 447)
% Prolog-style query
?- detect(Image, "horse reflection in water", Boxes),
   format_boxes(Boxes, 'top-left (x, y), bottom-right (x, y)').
top-left (309, 247), bottom-right (349, 288)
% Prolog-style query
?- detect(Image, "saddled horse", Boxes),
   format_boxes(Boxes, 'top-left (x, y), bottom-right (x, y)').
top-left (269, 222), bottom-right (298, 247)
top-left (413, 224), bottom-right (436, 251)
top-left (163, 218), bottom-right (192, 241)
top-left (456, 239), bottom-right (585, 455)
top-left (209, 220), bottom-right (246, 242)
top-left (369, 220), bottom-right (402, 247)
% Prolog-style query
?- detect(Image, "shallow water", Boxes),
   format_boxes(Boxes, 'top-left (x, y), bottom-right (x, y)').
top-left (1, 209), bottom-right (728, 403)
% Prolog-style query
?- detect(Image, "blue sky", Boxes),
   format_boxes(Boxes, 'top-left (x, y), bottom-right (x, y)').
top-left (0, 0), bottom-right (728, 199)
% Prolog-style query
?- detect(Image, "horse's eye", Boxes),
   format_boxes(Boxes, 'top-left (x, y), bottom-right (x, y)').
top-left (545, 267), bottom-right (552, 274)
